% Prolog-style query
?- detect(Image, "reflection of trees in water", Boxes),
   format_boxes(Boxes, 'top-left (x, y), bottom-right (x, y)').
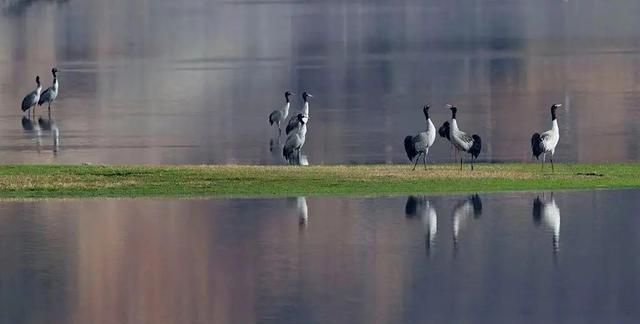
top-left (1, 0), bottom-right (69, 15)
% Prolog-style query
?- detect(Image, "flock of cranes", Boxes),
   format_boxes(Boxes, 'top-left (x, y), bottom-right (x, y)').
top-left (404, 103), bottom-right (562, 171)
top-left (269, 90), bottom-right (563, 169)
top-left (269, 91), bottom-right (313, 165)
top-left (22, 74), bottom-right (563, 169)
top-left (21, 67), bottom-right (59, 117)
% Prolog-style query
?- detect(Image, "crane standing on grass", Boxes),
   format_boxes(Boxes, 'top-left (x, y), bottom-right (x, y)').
top-left (404, 105), bottom-right (436, 170)
top-left (531, 104), bottom-right (562, 172)
top-left (448, 105), bottom-right (482, 170)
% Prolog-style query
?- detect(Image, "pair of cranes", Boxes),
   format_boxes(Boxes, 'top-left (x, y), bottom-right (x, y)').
top-left (21, 67), bottom-right (59, 117)
top-left (269, 91), bottom-right (313, 165)
top-left (404, 103), bottom-right (563, 171)
top-left (405, 104), bottom-right (481, 171)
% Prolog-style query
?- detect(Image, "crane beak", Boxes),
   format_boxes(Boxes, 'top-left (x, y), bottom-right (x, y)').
top-left (445, 104), bottom-right (453, 109)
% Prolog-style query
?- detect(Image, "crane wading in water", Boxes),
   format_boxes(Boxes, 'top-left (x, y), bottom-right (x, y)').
top-left (269, 91), bottom-right (294, 137)
top-left (286, 92), bottom-right (312, 135)
top-left (38, 67), bottom-right (59, 115)
top-left (21, 76), bottom-right (41, 117)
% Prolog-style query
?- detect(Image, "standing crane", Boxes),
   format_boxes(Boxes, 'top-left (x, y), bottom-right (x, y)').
top-left (283, 113), bottom-right (309, 165)
top-left (447, 105), bottom-right (482, 170)
top-left (286, 92), bottom-right (312, 135)
top-left (38, 68), bottom-right (59, 115)
top-left (531, 104), bottom-right (563, 172)
top-left (268, 91), bottom-right (294, 137)
top-left (21, 76), bottom-right (41, 117)
top-left (403, 105), bottom-right (436, 170)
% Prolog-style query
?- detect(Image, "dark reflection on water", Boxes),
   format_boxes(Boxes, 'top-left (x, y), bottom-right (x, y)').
top-left (19, 115), bottom-right (59, 155)
top-left (1, 190), bottom-right (640, 323)
top-left (2, 1), bottom-right (640, 164)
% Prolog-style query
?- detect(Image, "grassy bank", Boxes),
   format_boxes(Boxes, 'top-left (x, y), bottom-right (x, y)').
top-left (0, 163), bottom-right (638, 199)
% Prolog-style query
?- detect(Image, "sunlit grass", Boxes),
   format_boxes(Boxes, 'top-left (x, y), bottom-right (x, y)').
top-left (0, 163), bottom-right (637, 198)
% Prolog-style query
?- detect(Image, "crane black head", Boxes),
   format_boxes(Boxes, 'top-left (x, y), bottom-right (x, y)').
top-left (423, 104), bottom-right (430, 120)
top-left (302, 92), bottom-right (313, 102)
top-left (284, 91), bottom-right (294, 102)
top-left (35, 76), bottom-right (40, 85)
top-left (550, 103), bottom-right (562, 121)
top-left (447, 104), bottom-right (457, 119)
top-left (52, 67), bottom-right (58, 75)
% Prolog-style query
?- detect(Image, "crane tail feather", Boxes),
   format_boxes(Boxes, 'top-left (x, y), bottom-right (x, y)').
top-left (469, 135), bottom-right (482, 159)
top-left (404, 136), bottom-right (418, 161)
top-left (531, 133), bottom-right (543, 159)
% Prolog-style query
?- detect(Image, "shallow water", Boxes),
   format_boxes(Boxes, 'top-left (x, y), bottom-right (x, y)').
top-left (1, 1), bottom-right (640, 164)
top-left (1, 189), bottom-right (639, 323)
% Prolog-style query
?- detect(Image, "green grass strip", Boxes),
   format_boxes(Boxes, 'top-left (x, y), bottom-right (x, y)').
top-left (0, 163), bottom-right (637, 199)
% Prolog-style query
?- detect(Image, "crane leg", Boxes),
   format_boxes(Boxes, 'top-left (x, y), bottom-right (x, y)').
top-left (48, 102), bottom-right (51, 114)
top-left (542, 154), bottom-right (545, 171)
top-left (412, 153), bottom-right (421, 171)
top-left (471, 157), bottom-right (474, 171)
top-left (423, 152), bottom-right (427, 170)
top-left (551, 157), bottom-right (554, 172)
top-left (460, 157), bottom-right (463, 171)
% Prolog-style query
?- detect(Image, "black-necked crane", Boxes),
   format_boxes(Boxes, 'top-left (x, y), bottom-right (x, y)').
top-left (447, 105), bottom-right (482, 170)
top-left (21, 76), bottom-right (41, 117)
top-left (38, 68), bottom-right (59, 115)
top-left (286, 92), bottom-right (312, 135)
top-left (533, 193), bottom-right (560, 253)
top-left (283, 113), bottom-right (309, 165)
top-left (268, 91), bottom-right (294, 137)
top-left (531, 104), bottom-right (562, 172)
top-left (403, 105), bottom-right (436, 170)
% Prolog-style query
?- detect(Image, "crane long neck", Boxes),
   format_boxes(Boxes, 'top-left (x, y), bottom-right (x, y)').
top-left (424, 112), bottom-right (434, 130)
top-left (302, 102), bottom-right (309, 116)
top-left (551, 119), bottom-right (558, 132)
top-left (451, 118), bottom-right (459, 132)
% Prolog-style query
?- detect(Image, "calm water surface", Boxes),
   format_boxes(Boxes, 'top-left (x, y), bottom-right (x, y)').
top-left (1, 0), bottom-right (640, 164)
top-left (1, 189), bottom-right (639, 323)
